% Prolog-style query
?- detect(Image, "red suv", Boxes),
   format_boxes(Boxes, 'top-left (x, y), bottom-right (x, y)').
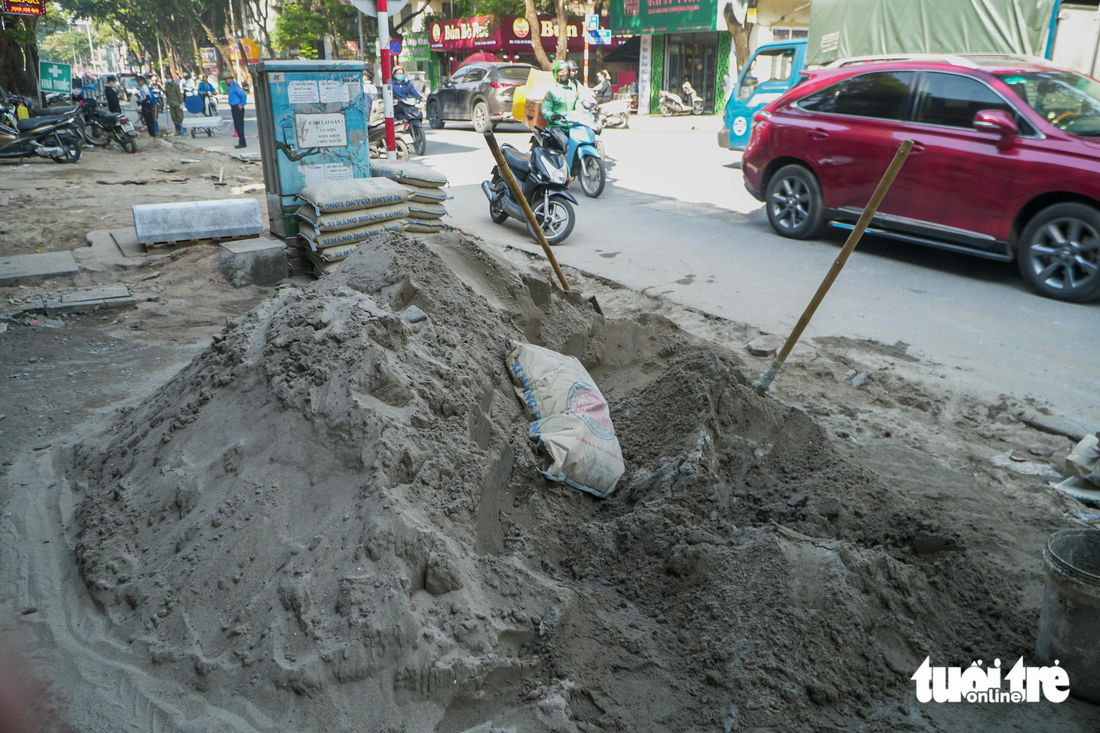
top-left (743, 56), bottom-right (1100, 302)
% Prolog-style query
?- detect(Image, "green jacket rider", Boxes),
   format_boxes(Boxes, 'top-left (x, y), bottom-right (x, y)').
top-left (542, 60), bottom-right (578, 129)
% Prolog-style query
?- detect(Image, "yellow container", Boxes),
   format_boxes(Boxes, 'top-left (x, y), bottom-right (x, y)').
top-left (512, 69), bottom-right (554, 130)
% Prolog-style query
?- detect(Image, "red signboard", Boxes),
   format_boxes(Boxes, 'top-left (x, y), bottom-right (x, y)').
top-left (3, 0), bottom-right (46, 15)
top-left (429, 14), bottom-right (621, 54)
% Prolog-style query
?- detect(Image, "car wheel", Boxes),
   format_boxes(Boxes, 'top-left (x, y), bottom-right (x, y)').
top-left (764, 164), bottom-right (825, 240)
top-left (427, 101), bottom-right (444, 129)
top-left (1017, 203), bottom-right (1100, 302)
top-left (526, 193), bottom-right (575, 246)
top-left (472, 101), bottom-right (493, 133)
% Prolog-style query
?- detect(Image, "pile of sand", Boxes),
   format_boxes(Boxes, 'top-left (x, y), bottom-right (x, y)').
top-left (62, 232), bottom-right (1032, 732)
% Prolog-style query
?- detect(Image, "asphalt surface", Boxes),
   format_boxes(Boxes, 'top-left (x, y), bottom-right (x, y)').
top-left (418, 114), bottom-right (1098, 427)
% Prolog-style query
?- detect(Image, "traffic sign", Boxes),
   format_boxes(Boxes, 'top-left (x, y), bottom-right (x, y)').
top-left (587, 29), bottom-right (612, 45)
top-left (348, 0), bottom-right (408, 17)
top-left (38, 61), bottom-right (71, 95)
top-left (389, 39), bottom-right (402, 55)
top-left (586, 13), bottom-right (600, 31)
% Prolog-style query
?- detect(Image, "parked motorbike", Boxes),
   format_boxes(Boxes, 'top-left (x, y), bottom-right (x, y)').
top-left (395, 97), bottom-right (425, 156)
top-left (658, 81), bottom-right (704, 116)
top-left (0, 107), bottom-right (83, 163)
top-left (368, 119), bottom-right (410, 161)
top-left (481, 128), bottom-right (577, 246)
top-left (93, 108), bottom-right (139, 153)
top-left (595, 99), bottom-right (630, 129)
top-left (539, 110), bottom-right (605, 198)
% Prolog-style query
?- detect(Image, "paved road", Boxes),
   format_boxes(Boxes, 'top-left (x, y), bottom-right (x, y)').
top-left (417, 115), bottom-right (1097, 426)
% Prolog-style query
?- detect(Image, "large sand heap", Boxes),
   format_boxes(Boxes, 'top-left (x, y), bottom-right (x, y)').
top-left (65, 232), bottom-right (1031, 732)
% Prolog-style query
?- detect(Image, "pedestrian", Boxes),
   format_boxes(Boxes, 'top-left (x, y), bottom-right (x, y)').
top-left (364, 66), bottom-right (378, 123)
top-left (104, 77), bottom-right (122, 114)
top-left (228, 78), bottom-right (247, 148)
top-left (135, 75), bottom-right (157, 138)
top-left (165, 72), bottom-right (184, 135)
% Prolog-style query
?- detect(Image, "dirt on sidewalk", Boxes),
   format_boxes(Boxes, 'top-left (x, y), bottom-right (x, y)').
top-left (1, 149), bottom-right (1097, 732)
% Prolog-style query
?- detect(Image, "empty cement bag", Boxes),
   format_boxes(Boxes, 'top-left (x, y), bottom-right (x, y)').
top-left (407, 201), bottom-right (447, 219)
top-left (371, 160), bottom-right (448, 188)
top-left (506, 341), bottom-right (625, 498)
top-left (403, 184), bottom-right (449, 203)
top-left (297, 202), bottom-right (409, 231)
top-left (297, 178), bottom-right (408, 214)
top-left (403, 218), bottom-right (446, 234)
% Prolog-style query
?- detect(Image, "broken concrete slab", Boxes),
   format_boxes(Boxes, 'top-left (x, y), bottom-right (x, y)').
top-left (109, 228), bottom-right (145, 258)
top-left (0, 251), bottom-right (79, 285)
top-left (17, 286), bottom-right (137, 315)
top-left (133, 198), bottom-right (263, 246)
top-left (218, 237), bottom-right (287, 288)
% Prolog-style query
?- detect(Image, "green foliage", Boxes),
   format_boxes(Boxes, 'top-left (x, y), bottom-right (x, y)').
top-left (440, 0), bottom-right (554, 20)
top-left (38, 21), bottom-right (115, 64)
top-left (271, 1), bottom-right (326, 54)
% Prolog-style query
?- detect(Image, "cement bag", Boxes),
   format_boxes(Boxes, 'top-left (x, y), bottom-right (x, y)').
top-left (407, 201), bottom-right (447, 219)
top-left (299, 219), bottom-right (403, 249)
top-left (1056, 433), bottom-right (1100, 504)
top-left (371, 160), bottom-right (448, 188)
top-left (506, 341), bottom-right (624, 498)
top-left (403, 218), bottom-right (446, 234)
top-left (404, 184), bottom-right (449, 203)
top-left (297, 177), bottom-right (408, 215)
top-left (304, 248), bottom-right (343, 275)
top-left (297, 202), bottom-right (409, 231)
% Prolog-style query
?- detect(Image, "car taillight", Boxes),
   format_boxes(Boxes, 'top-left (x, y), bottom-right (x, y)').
top-left (751, 110), bottom-right (771, 129)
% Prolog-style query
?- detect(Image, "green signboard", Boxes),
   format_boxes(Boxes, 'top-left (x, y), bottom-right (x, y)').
top-left (610, 0), bottom-right (718, 34)
top-left (39, 61), bottom-right (72, 95)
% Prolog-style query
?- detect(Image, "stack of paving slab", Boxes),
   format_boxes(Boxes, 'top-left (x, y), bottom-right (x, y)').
top-left (296, 178), bottom-right (411, 276)
top-left (370, 160), bottom-right (450, 235)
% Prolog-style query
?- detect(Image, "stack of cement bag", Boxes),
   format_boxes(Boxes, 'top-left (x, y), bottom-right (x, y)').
top-left (370, 160), bottom-right (449, 234)
top-left (296, 178), bottom-right (410, 276)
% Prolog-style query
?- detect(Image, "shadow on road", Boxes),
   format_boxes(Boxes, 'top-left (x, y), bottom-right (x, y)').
top-left (421, 140), bottom-right (481, 156)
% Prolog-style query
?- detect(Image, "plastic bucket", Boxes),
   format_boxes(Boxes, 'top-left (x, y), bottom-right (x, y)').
top-left (1036, 528), bottom-right (1100, 702)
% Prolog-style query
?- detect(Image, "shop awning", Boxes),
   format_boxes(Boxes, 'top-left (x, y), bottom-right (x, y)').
top-left (603, 35), bottom-right (639, 63)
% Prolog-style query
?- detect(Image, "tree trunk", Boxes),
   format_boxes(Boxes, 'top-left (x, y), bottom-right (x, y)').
top-left (554, 0), bottom-right (568, 62)
top-left (522, 0), bottom-right (552, 71)
top-left (722, 0), bottom-right (757, 72)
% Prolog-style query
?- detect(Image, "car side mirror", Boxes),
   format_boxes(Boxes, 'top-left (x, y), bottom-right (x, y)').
top-left (973, 109), bottom-right (1017, 143)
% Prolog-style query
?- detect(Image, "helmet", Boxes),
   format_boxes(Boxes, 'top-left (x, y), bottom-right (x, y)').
top-left (565, 60), bottom-right (578, 71)
top-left (551, 60), bottom-right (567, 74)
top-left (365, 67), bottom-right (375, 81)
top-left (392, 66), bottom-right (405, 76)
top-left (183, 72), bottom-right (190, 79)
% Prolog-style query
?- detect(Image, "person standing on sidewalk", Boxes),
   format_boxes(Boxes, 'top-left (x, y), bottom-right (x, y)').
top-left (228, 79), bottom-right (247, 149)
top-left (104, 77), bottom-right (122, 114)
top-left (135, 76), bottom-right (157, 138)
top-left (165, 73), bottom-right (185, 135)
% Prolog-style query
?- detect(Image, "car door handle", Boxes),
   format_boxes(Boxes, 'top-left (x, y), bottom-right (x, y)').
top-left (909, 143), bottom-right (926, 154)
top-left (807, 129), bottom-right (828, 140)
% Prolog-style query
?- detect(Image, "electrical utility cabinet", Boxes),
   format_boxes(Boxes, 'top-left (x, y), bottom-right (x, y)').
top-left (249, 60), bottom-right (371, 237)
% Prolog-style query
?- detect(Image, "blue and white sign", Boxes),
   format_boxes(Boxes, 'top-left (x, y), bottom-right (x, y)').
top-left (587, 29), bottom-right (612, 45)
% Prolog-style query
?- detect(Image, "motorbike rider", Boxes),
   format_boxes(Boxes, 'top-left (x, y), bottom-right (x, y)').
top-left (391, 67), bottom-right (421, 120)
top-left (543, 60), bottom-right (578, 130)
top-left (592, 70), bottom-right (613, 104)
top-left (181, 72), bottom-right (197, 98)
top-left (197, 75), bottom-right (217, 115)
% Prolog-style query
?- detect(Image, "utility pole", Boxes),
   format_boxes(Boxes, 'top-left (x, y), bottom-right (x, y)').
top-left (358, 13), bottom-right (364, 62)
top-left (157, 34), bottom-right (164, 77)
top-left (378, 0), bottom-right (396, 159)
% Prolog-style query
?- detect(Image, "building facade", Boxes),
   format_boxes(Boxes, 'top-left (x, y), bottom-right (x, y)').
top-left (610, 0), bottom-right (809, 114)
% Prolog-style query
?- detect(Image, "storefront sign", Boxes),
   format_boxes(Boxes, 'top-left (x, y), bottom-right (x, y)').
top-left (611, 0), bottom-right (718, 34)
top-left (638, 34), bottom-right (652, 115)
top-left (430, 14), bottom-right (621, 53)
top-left (38, 61), bottom-right (70, 94)
top-left (295, 112), bottom-right (348, 148)
top-left (238, 38), bottom-right (261, 63)
top-left (399, 32), bottom-right (432, 62)
top-left (429, 15), bottom-right (499, 51)
top-left (2, 0), bottom-right (45, 15)
top-left (201, 47), bottom-right (218, 66)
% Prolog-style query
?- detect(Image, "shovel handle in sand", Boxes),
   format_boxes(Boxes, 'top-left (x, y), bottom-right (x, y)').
top-left (754, 139), bottom-right (915, 396)
top-left (483, 130), bottom-right (571, 292)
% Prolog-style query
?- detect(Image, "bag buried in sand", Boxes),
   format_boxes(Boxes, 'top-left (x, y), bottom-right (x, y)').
top-left (506, 341), bottom-right (625, 498)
